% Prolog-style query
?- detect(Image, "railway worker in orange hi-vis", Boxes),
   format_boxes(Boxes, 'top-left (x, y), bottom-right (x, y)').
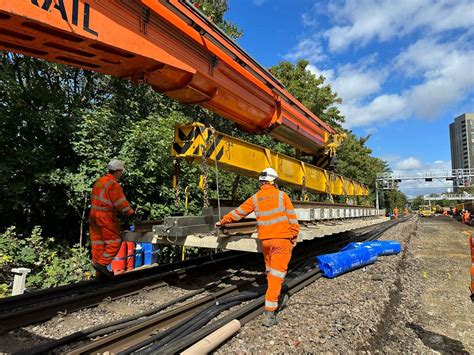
top-left (464, 210), bottom-right (471, 225)
top-left (216, 167), bottom-right (299, 327)
top-left (393, 207), bottom-right (399, 220)
top-left (452, 206), bottom-right (457, 216)
top-left (89, 159), bottom-right (135, 278)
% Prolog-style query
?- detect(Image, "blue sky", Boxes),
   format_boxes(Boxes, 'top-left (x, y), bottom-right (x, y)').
top-left (225, 0), bottom-right (474, 196)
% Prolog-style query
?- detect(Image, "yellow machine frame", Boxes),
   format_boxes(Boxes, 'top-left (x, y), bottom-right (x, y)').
top-left (172, 123), bottom-right (368, 197)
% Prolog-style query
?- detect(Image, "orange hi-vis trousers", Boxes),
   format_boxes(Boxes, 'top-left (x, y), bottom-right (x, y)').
top-left (89, 212), bottom-right (122, 266)
top-left (262, 238), bottom-right (293, 312)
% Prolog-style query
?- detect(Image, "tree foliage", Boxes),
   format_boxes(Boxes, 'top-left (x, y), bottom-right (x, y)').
top-left (336, 132), bottom-right (389, 205)
top-left (0, 0), bottom-right (401, 294)
top-left (191, 0), bottom-right (243, 39)
top-left (269, 60), bottom-right (345, 128)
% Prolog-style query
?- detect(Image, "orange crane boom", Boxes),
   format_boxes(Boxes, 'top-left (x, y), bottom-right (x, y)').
top-left (0, 0), bottom-right (334, 155)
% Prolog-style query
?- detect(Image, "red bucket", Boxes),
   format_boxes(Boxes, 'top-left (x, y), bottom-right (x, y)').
top-left (126, 241), bottom-right (135, 271)
top-left (111, 242), bottom-right (127, 275)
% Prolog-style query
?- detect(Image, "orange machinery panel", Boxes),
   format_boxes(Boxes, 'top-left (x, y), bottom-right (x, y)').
top-left (0, 0), bottom-right (334, 154)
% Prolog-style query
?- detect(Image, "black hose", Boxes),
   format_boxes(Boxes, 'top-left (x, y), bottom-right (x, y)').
top-left (21, 266), bottom-right (255, 355)
top-left (32, 216), bottom-right (410, 355)
top-left (136, 216), bottom-right (412, 354)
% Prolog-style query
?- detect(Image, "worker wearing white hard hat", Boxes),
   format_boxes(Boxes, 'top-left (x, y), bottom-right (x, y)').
top-left (107, 159), bottom-right (125, 172)
top-left (258, 167), bottom-right (278, 182)
top-left (217, 167), bottom-right (299, 327)
top-left (89, 159), bottom-right (134, 278)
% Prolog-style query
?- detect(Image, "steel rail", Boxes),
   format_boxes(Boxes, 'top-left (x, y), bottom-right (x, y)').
top-left (0, 251), bottom-right (250, 332)
top-left (0, 250), bottom-right (241, 312)
top-left (3, 218), bottom-right (380, 332)
top-left (25, 226), bottom-right (372, 354)
top-left (62, 219), bottom-right (405, 354)
top-left (158, 218), bottom-right (410, 354)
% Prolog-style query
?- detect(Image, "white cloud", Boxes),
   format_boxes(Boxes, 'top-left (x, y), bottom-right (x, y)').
top-left (284, 37), bottom-right (326, 63)
top-left (323, 0), bottom-right (474, 51)
top-left (342, 94), bottom-right (408, 127)
top-left (330, 64), bottom-right (383, 102)
top-left (301, 13), bottom-right (317, 27)
top-left (329, 39), bottom-right (473, 127)
top-left (401, 42), bottom-right (474, 119)
top-left (306, 64), bottom-right (334, 81)
top-left (390, 158), bottom-right (452, 173)
top-left (395, 157), bottom-right (423, 170)
top-left (284, 0), bottom-right (474, 128)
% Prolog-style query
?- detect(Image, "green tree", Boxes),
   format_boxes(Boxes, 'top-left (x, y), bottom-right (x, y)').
top-left (0, 54), bottom-right (100, 238)
top-left (384, 190), bottom-right (408, 211)
top-left (411, 195), bottom-right (424, 210)
top-left (269, 60), bottom-right (345, 128)
top-left (191, 0), bottom-right (243, 39)
top-left (336, 132), bottom-right (388, 204)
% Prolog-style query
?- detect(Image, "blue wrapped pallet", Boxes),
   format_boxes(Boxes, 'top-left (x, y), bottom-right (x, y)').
top-left (341, 240), bottom-right (401, 256)
top-left (316, 247), bottom-right (378, 278)
top-left (142, 243), bottom-right (159, 265)
top-left (134, 242), bottom-right (144, 268)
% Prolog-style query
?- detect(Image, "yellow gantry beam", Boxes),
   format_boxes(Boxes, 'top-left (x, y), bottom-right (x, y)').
top-left (172, 123), bottom-right (368, 196)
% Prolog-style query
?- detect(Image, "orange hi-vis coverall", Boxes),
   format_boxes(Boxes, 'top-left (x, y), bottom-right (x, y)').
top-left (393, 207), bottom-right (399, 220)
top-left (89, 174), bottom-right (134, 266)
top-left (220, 184), bottom-right (300, 312)
top-left (464, 210), bottom-right (471, 224)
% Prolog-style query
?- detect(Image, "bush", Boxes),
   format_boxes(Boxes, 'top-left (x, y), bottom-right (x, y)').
top-left (0, 226), bottom-right (93, 296)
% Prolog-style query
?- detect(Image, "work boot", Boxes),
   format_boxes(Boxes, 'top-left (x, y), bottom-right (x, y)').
top-left (92, 261), bottom-right (114, 279)
top-left (262, 311), bottom-right (278, 327)
top-left (278, 293), bottom-right (289, 311)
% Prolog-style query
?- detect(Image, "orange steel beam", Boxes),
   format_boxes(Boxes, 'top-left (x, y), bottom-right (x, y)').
top-left (0, 0), bottom-right (334, 154)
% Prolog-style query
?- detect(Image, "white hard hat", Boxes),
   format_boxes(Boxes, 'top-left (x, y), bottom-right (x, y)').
top-left (259, 167), bottom-right (278, 182)
top-left (107, 159), bottom-right (125, 171)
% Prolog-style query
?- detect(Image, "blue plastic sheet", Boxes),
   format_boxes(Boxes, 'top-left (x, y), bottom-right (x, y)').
top-left (316, 247), bottom-right (378, 278)
top-left (341, 240), bottom-right (401, 256)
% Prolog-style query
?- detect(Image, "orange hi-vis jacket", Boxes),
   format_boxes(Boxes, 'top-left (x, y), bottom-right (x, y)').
top-left (220, 184), bottom-right (299, 239)
top-left (91, 174), bottom-right (134, 216)
top-left (89, 174), bottom-right (134, 266)
top-left (464, 210), bottom-right (471, 223)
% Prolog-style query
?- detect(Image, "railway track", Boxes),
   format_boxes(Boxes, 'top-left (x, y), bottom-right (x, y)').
top-left (0, 250), bottom-right (251, 332)
top-left (19, 217), bottom-right (408, 354)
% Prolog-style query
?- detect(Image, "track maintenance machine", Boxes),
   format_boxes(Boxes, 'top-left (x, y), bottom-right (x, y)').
top-left (0, 0), bottom-right (387, 252)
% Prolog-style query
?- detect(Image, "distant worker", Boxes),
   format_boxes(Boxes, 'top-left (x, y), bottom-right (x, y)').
top-left (452, 207), bottom-right (457, 216)
top-left (216, 167), bottom-right (299, 327)
top-left (393, 207), bottom-right (399, 220)
top-left (464, 210), bottom-right (471, 225)
top-left (404, 207), bottom-right (409, 216)
top-left (89, 159), bottom-right (135, 278)
top-left (442, 209), bottom-right (448, 216)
